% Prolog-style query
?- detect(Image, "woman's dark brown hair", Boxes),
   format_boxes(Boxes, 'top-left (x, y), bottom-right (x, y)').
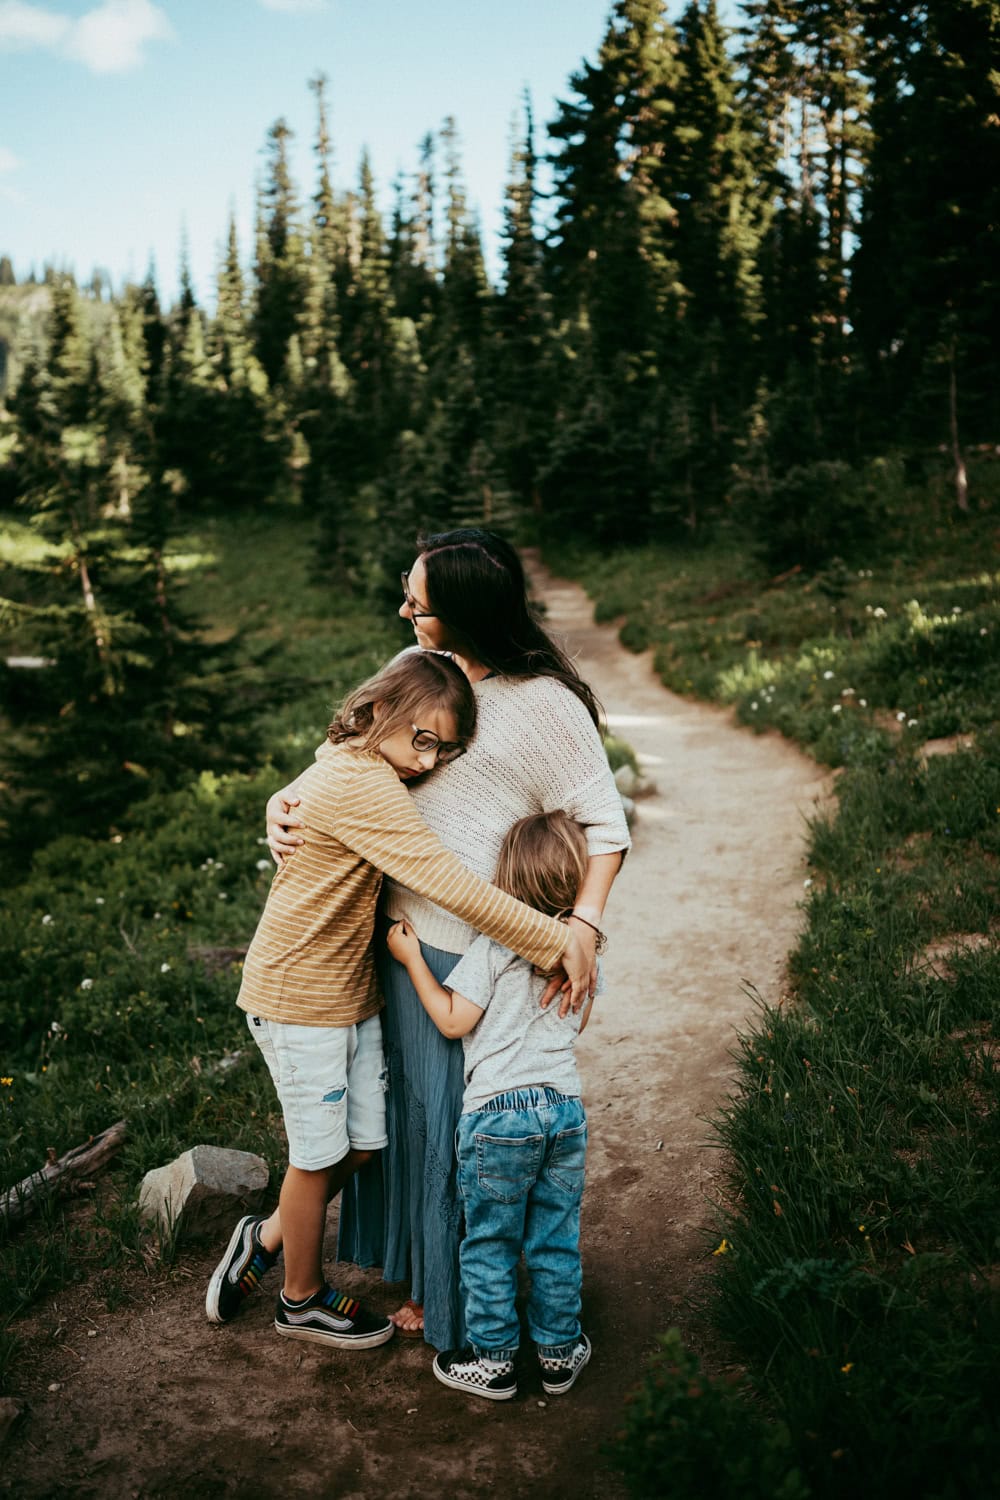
top-left (417, 528), bottom-right (602, 728)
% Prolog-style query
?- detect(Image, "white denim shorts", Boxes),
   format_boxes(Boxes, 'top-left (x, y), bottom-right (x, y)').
top-left (247, 1012), bottom-right (388, 1171)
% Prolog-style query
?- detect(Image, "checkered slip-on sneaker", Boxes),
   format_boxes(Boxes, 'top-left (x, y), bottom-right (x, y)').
top-left (539, 1334), bottom-right (591, 1395)
top-left (274, 1284), bottom-right (395, 1349)
top-left (205, 1215), bottom-right (278, 1324)
top-left (432, 1347), bottom-right (517, 1402)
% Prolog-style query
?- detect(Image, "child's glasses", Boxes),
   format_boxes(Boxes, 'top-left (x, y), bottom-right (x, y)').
top-left (410, 724), bottom-right (466, 763)
top-left (401, 572), bottom-right (437, 619)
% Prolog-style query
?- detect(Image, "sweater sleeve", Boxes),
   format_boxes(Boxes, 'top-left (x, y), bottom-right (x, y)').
top-left (320, 755), bottom-right (568, 972)
top-left (519, 680), bottom-right (631, 857)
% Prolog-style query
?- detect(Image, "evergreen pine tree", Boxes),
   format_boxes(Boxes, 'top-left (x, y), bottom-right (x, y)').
top-left (254, 119), bottom-right (308, 388)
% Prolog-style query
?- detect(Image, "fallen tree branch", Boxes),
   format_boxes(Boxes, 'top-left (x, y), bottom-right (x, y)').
top-left (1, 1120), bottom-right (128, 1229)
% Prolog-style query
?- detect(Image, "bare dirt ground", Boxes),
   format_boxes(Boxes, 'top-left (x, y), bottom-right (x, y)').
top-left (3, 558), bottom-right (830, 1499)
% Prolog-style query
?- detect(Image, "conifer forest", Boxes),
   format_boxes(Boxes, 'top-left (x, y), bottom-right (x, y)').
top-left (1, 1), bottom-right (999, 1494)
top-left (2, 0), bottom-right (997, 842)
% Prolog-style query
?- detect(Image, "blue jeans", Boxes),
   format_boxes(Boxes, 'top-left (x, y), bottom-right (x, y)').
top-left (456, 1087), bottom-right (587, 1362)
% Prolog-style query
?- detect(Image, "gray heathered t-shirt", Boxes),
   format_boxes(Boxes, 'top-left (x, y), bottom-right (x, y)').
top-left (445, 934), bottom-right (605, 1113)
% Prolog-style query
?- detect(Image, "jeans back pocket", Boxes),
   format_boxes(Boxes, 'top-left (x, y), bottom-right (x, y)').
top-left (474, 1131), bottom-right (544, 1204)
top-left (547, 1120), bottom-right (588, 1197)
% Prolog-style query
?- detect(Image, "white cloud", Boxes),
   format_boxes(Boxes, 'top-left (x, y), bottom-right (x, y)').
top-left (258, 0), bottom-right (328, 12)
top-left (66, 0), bottom-right (172, 73)
top-left (0, 0), bottom-right (171, 72)
top-left (0, 1), bottom-right (70, 49)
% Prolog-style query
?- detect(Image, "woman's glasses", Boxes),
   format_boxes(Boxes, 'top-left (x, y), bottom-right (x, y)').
top-left (410, 724), bottom-right (466, 763)
top-left (401, 572), bottom-right (436, 619)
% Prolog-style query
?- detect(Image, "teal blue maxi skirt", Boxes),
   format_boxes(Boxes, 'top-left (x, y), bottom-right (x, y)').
top-left (337, 920), bottom-right (467, 1351)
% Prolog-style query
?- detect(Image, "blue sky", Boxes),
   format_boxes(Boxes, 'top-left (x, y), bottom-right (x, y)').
top-left (0, 0), bottom-right (635, 304)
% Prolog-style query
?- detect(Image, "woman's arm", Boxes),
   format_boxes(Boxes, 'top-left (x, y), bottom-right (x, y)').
top-left (540, 848), bottom-right (622, 1016)
top-left (387, 920), bottom-right (482, 1038)
top-left (571, 850), bottom-right (623, 928)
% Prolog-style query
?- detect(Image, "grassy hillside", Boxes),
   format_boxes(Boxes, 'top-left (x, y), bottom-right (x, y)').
top-left (547, 475), bottom-right (1000, 1497)
top-left (2, 485), bottom-right (997, 1496)
top-left (0, 509), bottom-right (399, 1384)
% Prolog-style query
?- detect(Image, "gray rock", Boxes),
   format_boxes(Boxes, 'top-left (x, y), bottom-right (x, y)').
top-left (138, 1144), bottom-right (268, 1237)
top-left (620, 793), bottom-right (637, 827)
top-left (613, 762), bottom-right (641, 798)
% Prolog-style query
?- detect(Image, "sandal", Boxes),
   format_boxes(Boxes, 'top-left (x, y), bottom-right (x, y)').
top-left (390, 1298), bottom-right (425, 1338)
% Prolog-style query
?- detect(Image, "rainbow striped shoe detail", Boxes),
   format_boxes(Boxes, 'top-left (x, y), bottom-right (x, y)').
top-left (205, 1214), bottom-right (278, 1324)
top-left (275, 1284), bottom-right (395, 1349)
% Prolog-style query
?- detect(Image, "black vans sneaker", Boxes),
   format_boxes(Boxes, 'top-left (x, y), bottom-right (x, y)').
top-left (432, 1347), bottom-right (517, 1402)
top-left (205, 1215), bottom-right (278, 1324)
top-left (538, 1333), bottom-right (591, 1394)
top-left (274, 1284), bottom-right (395, 1349)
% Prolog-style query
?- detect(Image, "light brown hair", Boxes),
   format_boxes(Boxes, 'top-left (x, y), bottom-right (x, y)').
top-left (327, 651), bottom-right (476, 754)
top-left (494, 810), bottom-right (589, 918)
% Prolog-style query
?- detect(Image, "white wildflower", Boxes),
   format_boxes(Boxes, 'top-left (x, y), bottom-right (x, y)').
top-left (896, 711), bottom-right (907, 722)
top-left (41, 914), bottom-right (53, 925)
top-left (218, 892), bottom-right (228, 901)
top-left (873, 607), bottom-right (887, 619)
top-left (95, 897), bottom-right (105, 906)
top-left (750, 701), bottom-right (758, 711)
top-left (832, 704), bottom-right (842, 714)
top-left (952, 606), bottom-right (961, 615)
top-left (256, 859), bottom-right (271, 872)
top-left (841, 687), bottom-right (856, 698)
top-left (160, 962), bottom-right (171, 973)
top-left (803, 878), bottom-right (813, 889)
top-left (907, 718), bottom-right (918, 728)
top-left (859, 698), bottom-right (868, 707)
top-left (80, 978), bottom-right (94, 991)
top-left (823, 670), bottom-right (835, 680)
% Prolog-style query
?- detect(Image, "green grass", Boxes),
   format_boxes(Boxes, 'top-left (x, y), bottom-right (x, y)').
top-left (556, 477), bottom-right (1000, 1496)
top-left (174, 507), bottom-right (402, 766)
top-left (0, 506), bottom-right (399, 1389)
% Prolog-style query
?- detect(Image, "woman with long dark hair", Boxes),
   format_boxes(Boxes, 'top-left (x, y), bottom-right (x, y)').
top-left (268, 528), bottom-right (629, 1350)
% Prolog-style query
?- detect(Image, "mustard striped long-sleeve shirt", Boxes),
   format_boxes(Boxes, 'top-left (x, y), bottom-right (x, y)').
top-left (236, 743), bottom-right (569, 1027)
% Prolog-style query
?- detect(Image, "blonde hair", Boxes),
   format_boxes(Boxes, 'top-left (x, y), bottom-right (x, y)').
top-left (494, 811), bottom-right (589, 918)
top-left (327, 652), bottom-right (476, 753)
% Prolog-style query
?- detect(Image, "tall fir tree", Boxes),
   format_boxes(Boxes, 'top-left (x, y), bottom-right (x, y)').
top-left (852, 0), bottom-right (1000, 503)
top-left (254, 119), bottom-right (308, 388)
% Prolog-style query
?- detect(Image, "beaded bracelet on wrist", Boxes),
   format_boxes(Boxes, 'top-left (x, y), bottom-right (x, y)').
top-left (567, 910), bottom-right (608, 954)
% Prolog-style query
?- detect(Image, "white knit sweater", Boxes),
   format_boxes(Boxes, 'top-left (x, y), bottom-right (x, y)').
top-left (382, 671), bottom-right (631, 956)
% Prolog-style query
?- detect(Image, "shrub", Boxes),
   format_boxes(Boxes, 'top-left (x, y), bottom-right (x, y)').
top-left (734, 459), bottom-right (888, 572)
top-left (613, 1329), bottom-right (810, 1499)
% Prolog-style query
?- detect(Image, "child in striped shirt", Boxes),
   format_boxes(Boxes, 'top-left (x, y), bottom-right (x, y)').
top-left (205, 651), bottom-right (587, 1351)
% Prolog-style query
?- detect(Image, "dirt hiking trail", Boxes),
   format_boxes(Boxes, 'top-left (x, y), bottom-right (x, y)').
top-left (4, 557), bottom-right (829, 1499)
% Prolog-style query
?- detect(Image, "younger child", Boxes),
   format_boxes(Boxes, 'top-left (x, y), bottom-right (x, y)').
top-left (387, 809), bottom-right (602, 1400)
top-left (205, 653), bottom-right (587, 1350)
